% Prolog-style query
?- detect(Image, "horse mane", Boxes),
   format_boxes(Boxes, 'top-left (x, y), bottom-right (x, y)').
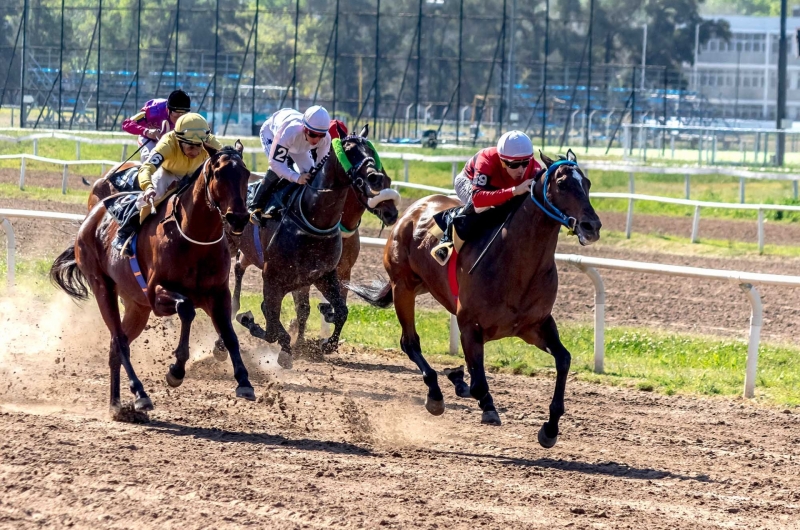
top-left (172, 146), bottom-right (242, 198)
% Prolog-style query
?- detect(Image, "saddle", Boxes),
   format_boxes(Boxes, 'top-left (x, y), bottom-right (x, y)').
top-left (107, 165), bottom-right (140, 193)
top-left (429, 200), bottom-right (518, 266)
top-left (104, 193), bottom-right (141, 229)
top-left (246, 179), bottom-right (296, 223)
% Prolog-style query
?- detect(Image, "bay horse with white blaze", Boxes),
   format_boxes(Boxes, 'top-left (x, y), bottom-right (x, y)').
top-left (235, 124), bottom-right (388, 357)
top-left (231, 159), bottom-right (399, 346)
top-left (50, 142), bottom-right (254, 416)
top-left (349, 150), bottom-right (601, 448)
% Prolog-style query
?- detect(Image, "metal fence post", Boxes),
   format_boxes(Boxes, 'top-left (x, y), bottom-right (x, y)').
top-left (757, 208), bottom-right (765, 254)
top-left (449, 313), bottom-right (459, 355)
top-left (740, 283), bottom-right (762, 398)
top-left (691, 205), bottom-right (701, 243)
top-left (739, 177), bottom-right (745, 203)
top-left (625, 198), bottom-right (634, 239)
top-left (62, 164), bottom-right (68, 194)
top-left (19, 157), bottom-right (25, 189)
top-left (578, 265), bottom-right (605, 374)
top-left (404, 158), bottom-right (409, 182)
top-left (794, 180), bottom-right (798, 200)
top-left (121, 144), bottom-right (127, 161)
top-left (451, 161), bottom-right (457, 182)
top-left (1, 217), bottom-right (15, 289)
top-left (33, 138), bottom-right (37, 155)
top-left (684, 174), bottom-right (690, 199)
top-left (251, 151), bottom-right (257, 172)
top-left (76, 141), bottom-right (81, 160)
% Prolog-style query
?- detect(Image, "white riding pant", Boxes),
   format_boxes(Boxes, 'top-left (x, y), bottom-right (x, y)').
top-left (454, 171), bottom-right (490, 213)
top-left (135, 167), bottom-right (181, 210)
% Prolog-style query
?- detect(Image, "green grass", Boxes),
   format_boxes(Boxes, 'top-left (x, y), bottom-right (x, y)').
top-left (228, 292), bottom-right (800, 407)
top-left (4, 258), bottom-right (798, 406)
top-left (0, 182), bottom-right (88, 206)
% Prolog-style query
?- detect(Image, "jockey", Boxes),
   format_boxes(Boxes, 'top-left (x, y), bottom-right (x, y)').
top-left (249, 105), bottom-right (332, 222)
top-left (112, 113), bottom-right (223, 256)
top-left (454, 130), bottom-right (541, 212)
top-left (121, 89), bottom-right (191, 162)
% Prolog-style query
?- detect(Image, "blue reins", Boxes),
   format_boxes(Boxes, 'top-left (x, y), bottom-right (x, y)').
top-left (529, 159), bottom-right (578, 232)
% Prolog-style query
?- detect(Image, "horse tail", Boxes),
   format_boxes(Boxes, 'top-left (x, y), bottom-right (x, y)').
top-left (50, 245), bottom-right (90, 301)
top-left (346, 279), bottom-right (394, 309)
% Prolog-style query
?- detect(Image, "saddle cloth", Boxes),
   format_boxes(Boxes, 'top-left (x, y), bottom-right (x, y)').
top-left (105, 193), bottom-right (140, 228)
top-left (246, 179), bottom-right (298, 213)
top-left (107, 166), bottom-right (140, 193)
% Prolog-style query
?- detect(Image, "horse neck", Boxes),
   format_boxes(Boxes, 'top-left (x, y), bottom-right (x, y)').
top-left (177, 166), bottom-right (222, 237)
top-left (299, 154), bottom-right (350, 229)
top-left (340, 188), bottom-right (366, 231)
top-left (504, 185), bottom-right (562, 270)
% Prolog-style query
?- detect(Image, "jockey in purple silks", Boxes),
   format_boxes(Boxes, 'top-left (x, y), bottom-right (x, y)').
top-left (121, 89), bottom-right (191, 162)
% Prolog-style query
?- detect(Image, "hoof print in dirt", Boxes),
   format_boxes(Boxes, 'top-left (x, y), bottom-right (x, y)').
top-left (111, 403), bottom-right (151, 424)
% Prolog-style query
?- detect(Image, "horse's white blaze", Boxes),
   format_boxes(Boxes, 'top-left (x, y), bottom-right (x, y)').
top-left (571, 168), bottom-right (583, 184)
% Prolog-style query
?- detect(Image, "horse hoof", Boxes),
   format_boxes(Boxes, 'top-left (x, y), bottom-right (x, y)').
top-left (165, 371), bottom-right (183, 388)
top-left (481, 410), bottom-right (502, 425)
top-left (236, 386), bottom-right (256, 401)
top-left (277, 351), bottom-right (293, 369)
top-left (425, 396), bottom-right (445, 416)
top-left (134, 397), bottom-right (154, 412)
top-left (455, 382), bottom-right (471, 399)
top-left (537, 423), bottom-right (558, 448)
top-left (321, 339), bottom-right (338, 355)
top-left (212, 340), bottom-right (228, 361)
top-left (235, 311), bottom-right (254, 328)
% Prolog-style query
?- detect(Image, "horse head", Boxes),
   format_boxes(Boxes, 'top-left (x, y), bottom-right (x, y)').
top-left (204, 140), bottom-right (251, 235)
top-left (538, 149), bottom-right (602, 246)
top-left (340, 124), bottom-right (400, 226)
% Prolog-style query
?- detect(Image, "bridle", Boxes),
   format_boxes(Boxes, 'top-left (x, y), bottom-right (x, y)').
top-left (530, 159), bottom-right (579, 233)
top-left (166, 148), bottom-right (245, 245)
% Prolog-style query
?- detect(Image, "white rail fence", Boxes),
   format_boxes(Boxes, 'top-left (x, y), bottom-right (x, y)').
top-left (2, 131), bottom-right (800, 200)
top-left (390, 182), bottom-right (800, 254)
top-left (2, 210), bottom-right (799, 399)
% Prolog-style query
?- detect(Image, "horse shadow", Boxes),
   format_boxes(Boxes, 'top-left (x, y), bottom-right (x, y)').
top-left (438, 450), bottom-right (713, 482)
top-left (145, 420), bottom-right (372, 457)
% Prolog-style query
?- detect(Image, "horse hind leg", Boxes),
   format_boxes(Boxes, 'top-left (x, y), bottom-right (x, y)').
top-left (459, 321), bottom-right (500, 425)
top-left (88, 273), bottom-right (152, 415)
top-left (394, 281), bottom-right (445, 416)
top-left (313, 270), bottom-right (349, 355)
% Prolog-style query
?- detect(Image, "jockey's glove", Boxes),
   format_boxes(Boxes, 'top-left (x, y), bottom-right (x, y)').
top-left (143, 187), bottom-right (157, 201)
top-left (144, 128), bottom-right (161, 140)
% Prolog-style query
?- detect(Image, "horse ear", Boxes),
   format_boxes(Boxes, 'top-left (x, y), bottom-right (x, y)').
top-left (204, 143), bottom-right (218, 158)
top-left (566, 148), bottom-right (577, 162)
top-left (336, 121), bottom-right (347, 139)
top-left (235, 139), bottom-right (244, 154)
top-left (359, 124), bottom-right (369, 139)
top-left (539, 150), bottom-right (554, 168)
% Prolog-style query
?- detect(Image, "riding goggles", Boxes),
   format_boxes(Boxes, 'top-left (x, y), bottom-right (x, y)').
top-left (176, 128), bottom-right (210, 146)
top-left (305, 128), bottom-right (326, 139)
top-left (501, 158), bottom-right (531, 169)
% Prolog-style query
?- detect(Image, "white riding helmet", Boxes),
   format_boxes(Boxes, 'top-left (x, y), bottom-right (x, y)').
top-left (303, 105), bottom-right (331, 134)
top-left (497, 130), bottom-right (533, 161)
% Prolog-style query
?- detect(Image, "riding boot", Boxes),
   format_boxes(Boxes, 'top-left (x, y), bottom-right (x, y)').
top-left (112, 215), bottom-right (141, 258)
top-left (250, 171), bottom-right (281, 224)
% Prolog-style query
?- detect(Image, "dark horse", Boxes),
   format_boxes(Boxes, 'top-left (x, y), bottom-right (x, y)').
top-left (50, 142), bottom-right (254, 415)
top-left (349, 150), bottom-right (602, 448)
top-left (235, 124), bottom-right (389, 357)
top-left (231, 161), bottom-right (400, 346)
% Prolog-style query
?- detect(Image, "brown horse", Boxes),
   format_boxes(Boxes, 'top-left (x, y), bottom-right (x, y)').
top-left (50, 142), bottom-right (254, 415)
top-left (233, 125), bottom-right (391, 358)
top-left (348, 150), bottom-right (602, 448)
top-left (231, 169), bottom-right (400, 346)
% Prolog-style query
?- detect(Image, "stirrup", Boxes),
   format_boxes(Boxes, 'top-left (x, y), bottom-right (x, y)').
top-left (117, 233), bottom-right (135, 258)
top-left (430, 241), bottom-right (454, 266)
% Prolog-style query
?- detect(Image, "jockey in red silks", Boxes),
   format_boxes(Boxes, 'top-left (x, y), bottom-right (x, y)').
top-left (121, 89), bottom-right (191, 162)
top-left (454, 130), bottom-right (542, 213)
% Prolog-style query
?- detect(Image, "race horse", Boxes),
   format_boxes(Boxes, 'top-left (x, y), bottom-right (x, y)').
top-left (86, 161), bottom-right (139, 211)
top-left (231, 155), bottom-right (400, 348)
top-left (348, 150), bottom-right (602, 448)
top-left (235, 124), bottom-right (392, 357)
top-left (50, 142), bottom-right (254, 416)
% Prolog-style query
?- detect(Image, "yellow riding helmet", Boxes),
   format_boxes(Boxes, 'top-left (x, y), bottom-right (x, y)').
top-left (174, 113), bottom-right (210, 145)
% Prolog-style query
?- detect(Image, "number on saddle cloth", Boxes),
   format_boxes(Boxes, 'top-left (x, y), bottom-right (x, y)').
top-left (105, 193), bottom-right (141, 229)
top-left (107, 166), bottom-right (140, 193)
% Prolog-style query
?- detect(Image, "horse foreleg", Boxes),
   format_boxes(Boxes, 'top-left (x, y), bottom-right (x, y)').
top-left (314, 270), bottom-right (349, 355)
top-left (232, 253), bottom-right (248, 317)
top-left (522, 315), bottom-right (570, 449)
top-left (209, 294), bottom-right (256, 401)
top-left (290, 287), bottom-right (311, 346)
top-left (459, 319), bottom-right (500, 425)
top-left (394, 281), bottom-right (444, 416)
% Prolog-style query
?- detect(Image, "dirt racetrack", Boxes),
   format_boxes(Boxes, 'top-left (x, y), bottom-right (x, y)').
top-left (2, 177), bottom-right (800, 528)
top-left (1, 295), bottom-right (800, 529)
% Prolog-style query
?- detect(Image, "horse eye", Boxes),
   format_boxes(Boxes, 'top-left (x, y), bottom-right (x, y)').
top-left (557, 178), bottom-right (568, 190)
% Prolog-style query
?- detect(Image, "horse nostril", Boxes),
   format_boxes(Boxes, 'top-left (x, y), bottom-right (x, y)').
top-left (580, 221), bottom-right (598, 233)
